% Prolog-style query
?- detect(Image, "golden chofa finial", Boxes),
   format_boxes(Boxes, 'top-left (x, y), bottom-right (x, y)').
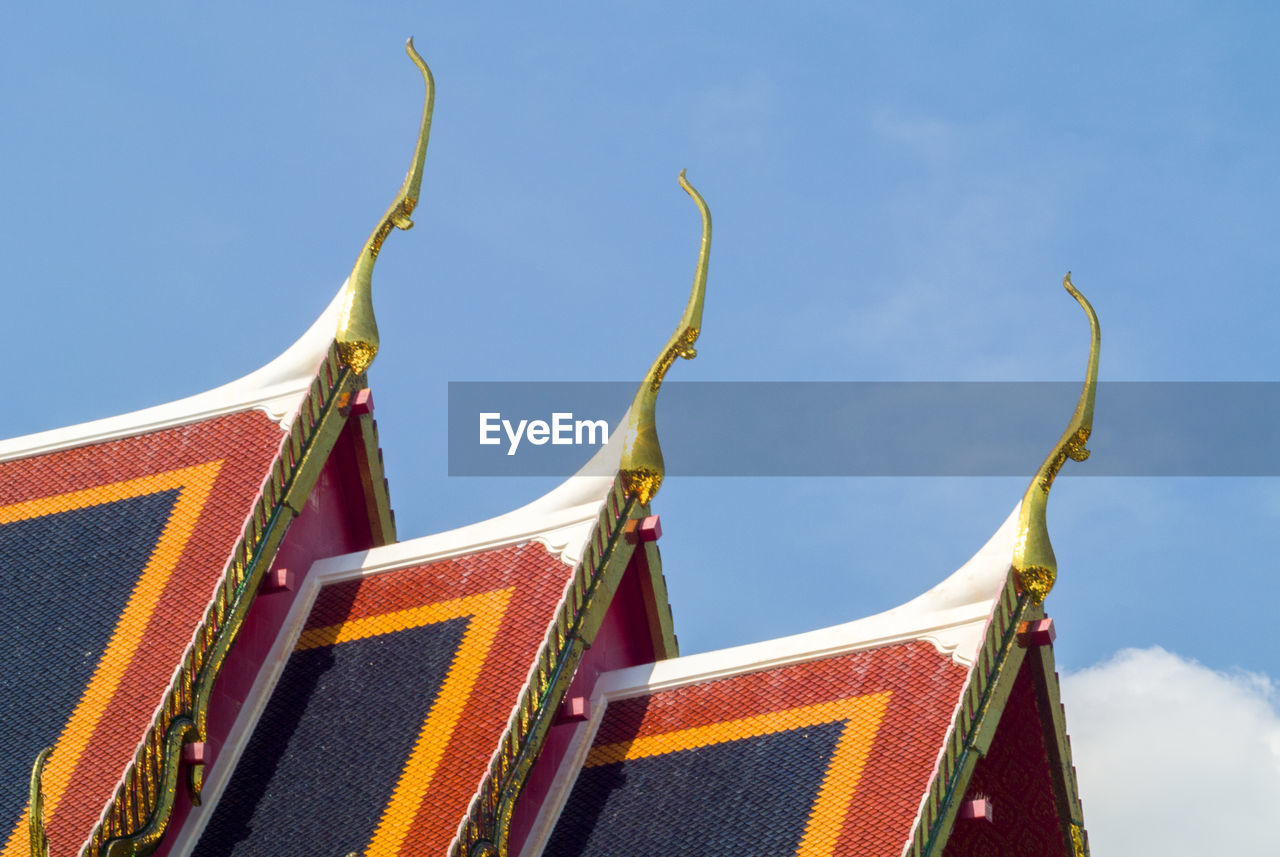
top-left (28, 748), bottom-right (51, 857)
top-left (619, 170), bottom-right (711, 505)
top-left (1012, 273), bottom-right (1100, 604)
top-left (335, 38), bottom-right (436, 375)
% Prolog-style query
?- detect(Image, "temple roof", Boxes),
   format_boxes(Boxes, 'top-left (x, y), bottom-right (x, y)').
top-left (0, 282), bottom-right (396, 857)
top-left (2, 40), bottom-right (1098, 857)
top-left (0, 275), bottom-right (1095, 857)
top-left (165, 438), bottom-right (678, 857)
top-left (518, 506), bottom-right (1089, 857)
top-left (0, 410), bottom-right (284, 857)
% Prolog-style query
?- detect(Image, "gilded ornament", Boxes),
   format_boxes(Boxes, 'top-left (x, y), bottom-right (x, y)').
top-left (336, 39), bottom-right (436, 375)
top-left (620, 466), bottom-right (663, 507)
top-left (28, 748), bottom-right (51, 857)
top-left (1015, 564), bottom-right (1056, 605)
top-left (1070, 821), bottom-right (1088, 857)
top-left (1012, 273), bottom-right (1100, 604)
top-left (619, 170), bottom-right (711, 504)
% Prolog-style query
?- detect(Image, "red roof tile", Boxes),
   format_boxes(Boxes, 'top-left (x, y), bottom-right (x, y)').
top-left (547, 641), bottom-right (969, 857)
top-left (0, 410), bottom-right (284, 857)
top-left (190, 541), bottom-right (576, 857)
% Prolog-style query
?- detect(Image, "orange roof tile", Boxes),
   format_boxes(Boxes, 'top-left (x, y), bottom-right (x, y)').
top-left (0, 411), bottom-right (284, 857)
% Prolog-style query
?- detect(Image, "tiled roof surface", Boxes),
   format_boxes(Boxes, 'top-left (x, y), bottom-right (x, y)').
top-left (191, 541), bottom-right (574, 857)
top-left (544, 640), bottom-right (968, 857)
top-left (0, 410), bottom-right (285, 857)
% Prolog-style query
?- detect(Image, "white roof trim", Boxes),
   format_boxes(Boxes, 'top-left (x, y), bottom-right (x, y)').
top-left (309, 495), bottom-right (606, 580)
top-left (516, 713), bottom-right (603, 857)
top-left (0, 283), bottom-right (350, 462)
top-left (312, 415), bottom-right (629, 575)
top-left (517, 505), bottom-right (1021, 857)
top-left (610, 503), bottom-right (1020, 690)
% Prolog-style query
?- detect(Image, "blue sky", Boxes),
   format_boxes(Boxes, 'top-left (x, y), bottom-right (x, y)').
top-left (3, 4), bottom-right (1278, 851)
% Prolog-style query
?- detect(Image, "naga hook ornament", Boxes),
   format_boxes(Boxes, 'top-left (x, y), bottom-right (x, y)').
top-left (1012, 273), bottom-right (1100, 603)
top-left (619, 170), bottom-right (711, 504)
top-left (336, 38), bottom-right (436, 375)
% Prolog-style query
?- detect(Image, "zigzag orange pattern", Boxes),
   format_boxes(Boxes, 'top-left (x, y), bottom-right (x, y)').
top-left (0, 462), bottom-right (223, 857)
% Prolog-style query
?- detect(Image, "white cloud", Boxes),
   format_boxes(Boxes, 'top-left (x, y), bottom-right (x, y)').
top-left (1062, 648), bottom-right (1280, 855)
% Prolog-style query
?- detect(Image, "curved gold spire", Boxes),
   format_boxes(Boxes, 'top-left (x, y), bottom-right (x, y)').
top-left (1012, 273), bottom-right (1100, 603)
top-left (335, 38), bottom-right (436, 375)
top-left (619, 170), bottom-right (711, 504)
top-left (28, 748), bottom-right (50, 857)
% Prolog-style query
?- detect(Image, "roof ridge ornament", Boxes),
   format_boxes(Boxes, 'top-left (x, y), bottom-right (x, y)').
top-left (1012, 273), bottom-right (1100, 604)
top-left (335, 38), bottom-right (435, 375)
top-left (619, 170), bottom-right (711, 505)
top-left (28, 747), bottom-right (51, 857)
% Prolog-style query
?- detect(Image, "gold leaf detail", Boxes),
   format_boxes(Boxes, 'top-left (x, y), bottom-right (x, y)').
top-left (335, 38), bottom-right (436, 376)
top-left (1012, 273), bottom-right (1100, 604)
top-left (619, 171), bottom-right (711, 504)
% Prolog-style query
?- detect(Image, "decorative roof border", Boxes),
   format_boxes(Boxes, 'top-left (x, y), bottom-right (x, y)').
top-left (78, 343), bottom-right (364, 857)
top-left (448, 476), bottom-right (647, 857)
top-left (905, 575), bottom-right (1090, 857)
top-left (905, 570), bottom-right (1028, 857)
top-left (347, 395), bottom-right (397, 546)
top-left (1025, 633), bottom-right (1091, 857)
